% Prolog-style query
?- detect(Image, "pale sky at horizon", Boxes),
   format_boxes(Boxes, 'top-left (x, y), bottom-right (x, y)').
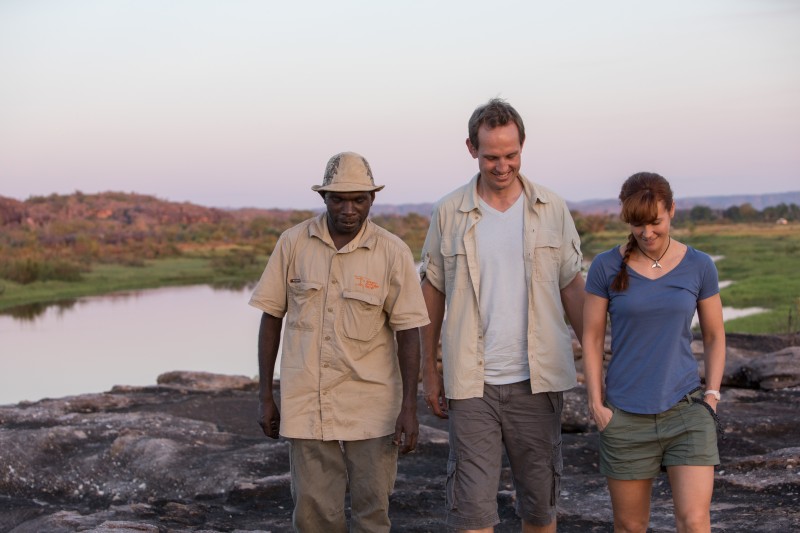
top-left (1, 0), bottom-right (798, 210)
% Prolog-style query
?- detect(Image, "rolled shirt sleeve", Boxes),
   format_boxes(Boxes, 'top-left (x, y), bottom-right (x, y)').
top-left (558, 200), bottom-right (583, 289)
top-left (419, 205), bottom-right (445, 294)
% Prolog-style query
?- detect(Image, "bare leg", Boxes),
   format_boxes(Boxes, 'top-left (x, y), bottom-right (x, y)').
top-left (667, 465), bottom-right (714, 533)
top-left (607, 477), bottom-right (653, 533)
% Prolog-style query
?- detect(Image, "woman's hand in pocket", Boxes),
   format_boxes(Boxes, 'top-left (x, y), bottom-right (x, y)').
top-left (590, 403), bottom-right (614, 432)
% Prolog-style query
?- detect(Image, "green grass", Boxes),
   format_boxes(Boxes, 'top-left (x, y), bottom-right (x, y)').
top-left (3, 222), bottom-right (798, 335)
top-left (582, 224), bottom-right (800, 335)
top-left (0, 254), bottom-right (266, 312)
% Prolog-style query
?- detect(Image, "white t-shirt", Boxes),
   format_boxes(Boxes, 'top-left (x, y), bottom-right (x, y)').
top-left (476, 194), bottom-right (530, 385)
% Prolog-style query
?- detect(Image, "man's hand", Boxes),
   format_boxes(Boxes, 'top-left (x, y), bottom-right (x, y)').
top-left (422, 368), bottom-right (448, 419)
top-left (393, 405), bottom-right (419, 454)
top-left (420, 279), bottom-right (447, 419)
top-left (257, 397), bottom-right (281, 439)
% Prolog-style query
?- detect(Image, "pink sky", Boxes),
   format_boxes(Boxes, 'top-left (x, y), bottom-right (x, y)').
top-left (1, 0), bottom-right (798, 210)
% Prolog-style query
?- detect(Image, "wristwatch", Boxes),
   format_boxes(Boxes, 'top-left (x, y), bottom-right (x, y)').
top-left (704, 389), bottom-right (721, 401)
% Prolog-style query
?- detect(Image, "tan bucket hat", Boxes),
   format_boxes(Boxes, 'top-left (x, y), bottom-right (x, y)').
top-left (311, 151), bottom-right (385, 193)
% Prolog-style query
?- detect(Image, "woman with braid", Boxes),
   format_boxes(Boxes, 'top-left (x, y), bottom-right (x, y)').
top-left (582, 172), bottom-right (726, 533)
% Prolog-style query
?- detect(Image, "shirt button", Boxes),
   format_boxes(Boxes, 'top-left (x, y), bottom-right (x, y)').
top-left (324, 336), bottom-right (331, 341)
top-left (332, 279), bottom-right (338, 284)
top-left (323, 363), bottom-right (329, 368)
top-left (478, 360), bottom-right (483, 366)
top-left (322, 391), bottom-right (328, 395)
top-left (327, 307), bottom-right (333, 312)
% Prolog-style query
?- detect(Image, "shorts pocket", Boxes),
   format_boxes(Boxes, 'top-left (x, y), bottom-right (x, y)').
top-left (599, 403), bottom-right (619, 434)
top-left (551, 439), bottom-right (563, 506)
top-left (546, 391), bottom-right (564, 415)
top-left (445, 457), bottom-right (458, 511)
top-left (340, 290), bottom-right (384, 341)
top-left (686, 401), bottom-right (720, 452)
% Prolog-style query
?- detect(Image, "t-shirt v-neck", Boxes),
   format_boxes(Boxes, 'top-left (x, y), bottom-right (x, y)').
top-left (476, 193), bottom-right (529, 384)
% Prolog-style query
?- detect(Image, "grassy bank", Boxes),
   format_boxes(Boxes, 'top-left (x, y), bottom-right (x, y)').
top-left (583, 223), bottom-right (800, 335)
top-left (3, 223), bottom-right (798, 335)
top-left (0, 250), bottom-right (266, 313)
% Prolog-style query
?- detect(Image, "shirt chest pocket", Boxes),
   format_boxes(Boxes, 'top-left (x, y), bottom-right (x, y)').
top-left (441, 239), bottom-right (470, 289)
top-left (340, 290), bottom-right (385, 342)
top-left (533, 230), bottom-right (562, 282)
top-left (287, 281), bottom-right (323, 330)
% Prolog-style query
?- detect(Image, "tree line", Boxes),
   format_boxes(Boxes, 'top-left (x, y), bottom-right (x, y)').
top-left (0, 192), bottom-right (796, 286)
top-left (680, 202), bottom-right (800, 224)
top-left (572, 202), bottom-right (799, 237)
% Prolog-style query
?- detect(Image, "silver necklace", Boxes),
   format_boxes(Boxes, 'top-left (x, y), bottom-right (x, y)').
top-left (637, 236), bottom-right (671, 268)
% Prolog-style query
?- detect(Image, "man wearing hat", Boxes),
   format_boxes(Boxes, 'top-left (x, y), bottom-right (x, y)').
top-left (249, 151), bottom-right (430, 532)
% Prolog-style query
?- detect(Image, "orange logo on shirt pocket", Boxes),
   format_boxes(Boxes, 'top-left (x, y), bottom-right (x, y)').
top-left (354, 275), bottom-right (379, 290)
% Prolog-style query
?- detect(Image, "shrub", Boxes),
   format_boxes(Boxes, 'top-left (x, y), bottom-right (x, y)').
top-left (0, 257), bottom-right (84, 284)
top-left (210, 249), bottom-right (259, 276)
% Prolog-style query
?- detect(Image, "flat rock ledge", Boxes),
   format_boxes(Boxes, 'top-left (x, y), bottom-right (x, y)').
top-left (1, 338), bottom-right (799, 532)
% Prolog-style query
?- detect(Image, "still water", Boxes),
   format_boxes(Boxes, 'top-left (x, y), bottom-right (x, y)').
top-left (0, 285), bottom-right (270, 406)
top-left (1, 280), bottom-right (766, 406)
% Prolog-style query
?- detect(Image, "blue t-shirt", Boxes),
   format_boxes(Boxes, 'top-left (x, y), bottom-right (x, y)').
top-left (585, 246), bottom-right (719, 414)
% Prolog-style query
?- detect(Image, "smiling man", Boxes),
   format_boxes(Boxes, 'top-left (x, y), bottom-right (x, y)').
top-left (249, 152), bottom-right (429, 532)
top-left (419, 99), bottom-right (585, 533)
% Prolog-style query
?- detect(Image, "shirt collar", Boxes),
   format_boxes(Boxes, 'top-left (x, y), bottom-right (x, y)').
top-left (308, 212), bottom-right (376, 252)
top-left (459, 173), bottom-right (551, 213)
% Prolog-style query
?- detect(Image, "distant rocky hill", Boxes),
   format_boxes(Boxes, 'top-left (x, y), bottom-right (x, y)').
top-left (372, 191), bottom-right (800, 217)
top-left (0, 192), bottom-right (315, 273)
top-left (0, 192), bottom-right (233, 229)
top-left (567, 191), bottom-right (800, 215)
top-left (370, 202), bottom-right (435, 217)
top-left (0, 192), bottom-right (311, 229)
top-left (2, 190), bottom-right (798, 225)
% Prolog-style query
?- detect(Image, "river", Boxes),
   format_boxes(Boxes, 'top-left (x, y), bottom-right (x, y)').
top-left (1, 280), bottom-right (765, 406)
top-left (0, 285), bottom-right (267, 406)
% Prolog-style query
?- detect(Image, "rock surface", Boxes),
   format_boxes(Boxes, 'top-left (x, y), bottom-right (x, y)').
top-left (1, 336), bottom-right (799, 532)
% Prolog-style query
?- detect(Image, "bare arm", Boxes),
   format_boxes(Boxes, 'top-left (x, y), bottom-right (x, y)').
top-left (257, 312), bottom-right (283, 439)
top-left (582, 293), bottom-right (612, 430)
top-left (420, 278), bottom-right (447, 418)
top-left (561, 273), bottom-right (586, 344)
top-left (393, 327), bottom-right (421, 454)
top-left (697, 293), bottom-right (726, 412)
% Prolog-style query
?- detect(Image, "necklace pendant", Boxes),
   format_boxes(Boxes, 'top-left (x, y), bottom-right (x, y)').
top-left (637, 236), bottom-right (671, 270)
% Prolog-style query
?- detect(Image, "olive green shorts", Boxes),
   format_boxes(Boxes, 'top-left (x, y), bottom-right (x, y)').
top-left (599, 389), bottom-right (720, 480)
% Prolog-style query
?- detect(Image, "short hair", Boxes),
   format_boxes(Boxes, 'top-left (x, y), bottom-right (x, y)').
top-left (467, 98), bottom-right (526, 150)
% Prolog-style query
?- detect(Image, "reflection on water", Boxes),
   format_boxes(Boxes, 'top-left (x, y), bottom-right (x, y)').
top-left (2, 299), bottom-right (79, 321)
top-left (4, 278), bottom-right (766, 406)
top-left (0, 285), bottom-right (267, 406)
top-left (210, 280), bottom-right (256, 291)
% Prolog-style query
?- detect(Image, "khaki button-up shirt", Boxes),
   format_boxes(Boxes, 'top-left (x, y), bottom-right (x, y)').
top-left (420, 174), bottom-right (582, 399)
top-left (250, 214), bottom-right (430, 441)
